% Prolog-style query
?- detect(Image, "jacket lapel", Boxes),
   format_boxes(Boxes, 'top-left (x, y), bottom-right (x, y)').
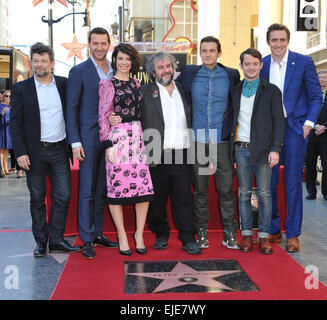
top-left (86, 57), bottom-right (101, 82)
top-left (150, 82), bottom-right (165, 126)
top-left (261, 56), bottom-right (271, 81)
top-left (26, 77), bottom-right (41, 120)
top-left (284, 50), bottom-right (296, 95)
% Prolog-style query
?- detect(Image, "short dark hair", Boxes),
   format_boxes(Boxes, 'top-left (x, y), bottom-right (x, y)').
top-left (266, 23), bottom-right (291, 43)
top-left (88, 27), bottom-right (111, 44)
top-left (200, 36), bottom-right (221, 52)
top-left (240, 48), bottom-right (262, 64)
top-left (30, 42), bottom-right (54, 61)
top-left (111, 43), bottom-right (141, 75)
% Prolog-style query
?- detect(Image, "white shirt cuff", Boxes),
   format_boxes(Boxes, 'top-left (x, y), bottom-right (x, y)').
top-left (304, 120), bottom-right (314, 128)
top-left (72, 142), bottom-right (82, 148)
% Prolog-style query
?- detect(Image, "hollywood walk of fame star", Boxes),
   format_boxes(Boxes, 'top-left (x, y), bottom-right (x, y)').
top-left (32, 0), bottom-right (68, 7)
top-left (126, 261), bottom-right (242, 293)
top-left (9, 252), bottom-right (69, 264)
top-left (62, 35), bottom-right (88, 61)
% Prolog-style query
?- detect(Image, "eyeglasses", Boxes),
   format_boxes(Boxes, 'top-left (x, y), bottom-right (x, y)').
top-left (4, 95), bottom-right (10, 97)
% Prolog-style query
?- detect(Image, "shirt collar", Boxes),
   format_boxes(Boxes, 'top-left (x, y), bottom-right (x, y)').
top-left (90, 55), bottom-right (112, 74)
top-left (201, 63), bottom-right (219, 73)
top-left (271, 49), bottom-right (289, 67)
top-left (34, 75), bottom-right (56, 88)
top-left (156, 80), bottom-right (176, 93)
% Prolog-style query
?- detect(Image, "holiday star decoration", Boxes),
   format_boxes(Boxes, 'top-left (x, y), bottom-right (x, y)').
top-left (62, 35), bottom-right (88, 60)
top-left (32, 0), bottom-right (68, 7)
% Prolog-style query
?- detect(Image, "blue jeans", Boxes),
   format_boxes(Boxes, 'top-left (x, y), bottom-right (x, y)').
top-left (235, 145), bottom-right (272, 238)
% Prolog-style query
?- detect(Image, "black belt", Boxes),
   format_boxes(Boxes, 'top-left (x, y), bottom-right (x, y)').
top-left (236, 141), bottom-right (250, 149)
top-left (40, 139), bottom-right (66, 147)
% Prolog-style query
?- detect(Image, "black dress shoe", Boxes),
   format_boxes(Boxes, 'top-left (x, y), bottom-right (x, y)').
top-left (183, 241), bottom-right (202, 255)
top-left (82, 242), bottom-right (96, 259)
top-left (49, 240), bottom-right (82, 254)
top-left (93, 235), bottom-right (118, 248)
top-left (306, 194), bottom-right (316, 200)
top-left (153, 238), bottom-right (168, 250)
top-left (34, 242), bottom-right (47, 257)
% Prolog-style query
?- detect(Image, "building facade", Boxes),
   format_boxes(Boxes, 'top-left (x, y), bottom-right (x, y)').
top-left (0, 0), bottom-right (11, 46)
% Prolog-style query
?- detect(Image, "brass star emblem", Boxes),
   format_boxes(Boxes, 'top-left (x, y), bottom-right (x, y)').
top-left (126, 261), bottom-right (241, 293)
top-left (62, 35), bottom-right (88, 61)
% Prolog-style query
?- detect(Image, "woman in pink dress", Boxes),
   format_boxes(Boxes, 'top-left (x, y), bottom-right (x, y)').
top-left (98, 43), bottom-right (154, 256)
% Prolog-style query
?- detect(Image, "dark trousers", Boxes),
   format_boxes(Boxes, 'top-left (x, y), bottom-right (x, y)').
top-left (306, 141), bottom-right (327, 197)
top-left (78, 146), bottom-right (107, 243)
top-left (192, 141), bottom-right (238, 232)
top-left (26, 144), bottom-right (71, 244)
top-left (148, 150), bottom-right (197, 245)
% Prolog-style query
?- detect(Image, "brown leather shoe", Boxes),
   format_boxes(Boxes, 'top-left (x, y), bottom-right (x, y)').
top-left (259, 238), bottom-right (273, 255)
top-left (269, 232), bottom-right (282, 243)
top-left (285, 237), bottom-right (300, 252)
top-left (239, 236), bottom-right (253, 252)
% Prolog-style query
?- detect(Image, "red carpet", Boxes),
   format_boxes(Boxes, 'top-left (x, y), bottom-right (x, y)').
top-left (50, 231), bottom-right (327, 300)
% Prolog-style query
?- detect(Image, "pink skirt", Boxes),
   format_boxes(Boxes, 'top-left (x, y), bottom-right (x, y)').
top-left (105, 121), bottom-right (154, 205)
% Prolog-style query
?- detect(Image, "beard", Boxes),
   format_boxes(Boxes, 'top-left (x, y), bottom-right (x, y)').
top-left (155, 72), bottom-right (174, 87)
top-left (34, 69), bottom-right (50, 77)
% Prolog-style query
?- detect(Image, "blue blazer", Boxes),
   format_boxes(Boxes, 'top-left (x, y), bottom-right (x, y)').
top-left (66, 58), bottom-right (103, 148)
top-left (261, 51), bottom-right (323, 136)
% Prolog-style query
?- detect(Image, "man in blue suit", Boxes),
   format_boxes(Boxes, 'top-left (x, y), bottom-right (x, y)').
top-left (66, 27), bottom-right (118, 259)
top-left (261, 23), bottom-right (323, 252)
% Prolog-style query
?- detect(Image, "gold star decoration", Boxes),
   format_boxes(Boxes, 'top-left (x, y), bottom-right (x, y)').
top-left (62, 35), bottom-right (88, 61)
top-left (32, 0), bottom-right (68, 7)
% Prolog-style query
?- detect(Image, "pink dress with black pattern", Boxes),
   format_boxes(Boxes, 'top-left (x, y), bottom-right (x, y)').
top-left (98, 77), bottom-right (154, 205)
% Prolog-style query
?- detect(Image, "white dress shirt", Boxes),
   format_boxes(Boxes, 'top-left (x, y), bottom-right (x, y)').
top-left (156, 81), bottom-right (190, 149)
top-left (34, 76), bottom-right (66, 142)
top-left (269, 50), bottom-right (314, 127)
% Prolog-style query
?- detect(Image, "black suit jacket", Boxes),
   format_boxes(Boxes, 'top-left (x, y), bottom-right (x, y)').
top-left (10, 75), bottom-right (71, 173)
top-left (230, 77), bottom-right (285, 164)
top-left (309, 93), bottom-right (327, 143)
top-left (140, 81), bottom-right (192, 166)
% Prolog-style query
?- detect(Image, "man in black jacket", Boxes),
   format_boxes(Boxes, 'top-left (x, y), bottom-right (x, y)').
top-left (230, 48), bottom-right (284, 254)
top-left (306, 70), bottom-right (327, 200)
top-left (10, 42), bottom-right (81, 257)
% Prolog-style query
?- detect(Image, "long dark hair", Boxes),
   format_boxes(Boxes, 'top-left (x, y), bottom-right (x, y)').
top-left (111, 43), bottom-right (141, 75)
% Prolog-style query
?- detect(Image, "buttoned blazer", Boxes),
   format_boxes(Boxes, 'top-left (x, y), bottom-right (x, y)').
top-left (140, 81), bottom-right (192, 166)
top-left (176, 63), bottom-right (241, 140)
top-left (10, 75), bottom-right (70, 173)
top-left (261, 51), bottom-right (323, 136)
top-left (230, 77), bottom-right (285, 164)
top-left (66, 58), bottom-right (104, 148)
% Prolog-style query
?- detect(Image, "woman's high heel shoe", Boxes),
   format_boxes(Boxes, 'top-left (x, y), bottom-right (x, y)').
top-left (117, 237), bottom-right (132, 256)
top-left (133, 232), bottom-right (146, 255)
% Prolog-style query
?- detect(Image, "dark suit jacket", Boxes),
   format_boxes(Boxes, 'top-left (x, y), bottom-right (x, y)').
top-left (140, 81), bottom-right (192, 166)
top-left (230, 77), bottom-right (285, 164)
top-left (66, 58), bottom-right (104, 148)
top-left (176, 63), bottom-right (241, 140)
top-left (10, 75), bottom-right (70, 173)
top-left (309, 93), bottom-right (327, 143)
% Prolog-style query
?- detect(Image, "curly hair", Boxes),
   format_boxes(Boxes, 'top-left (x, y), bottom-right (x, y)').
top-left (30, 42), bottom-right (54, 62)
top-left (111, 43), bottom-right (141, 75)
top-left (145, 52), bottom-right (177, 81)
